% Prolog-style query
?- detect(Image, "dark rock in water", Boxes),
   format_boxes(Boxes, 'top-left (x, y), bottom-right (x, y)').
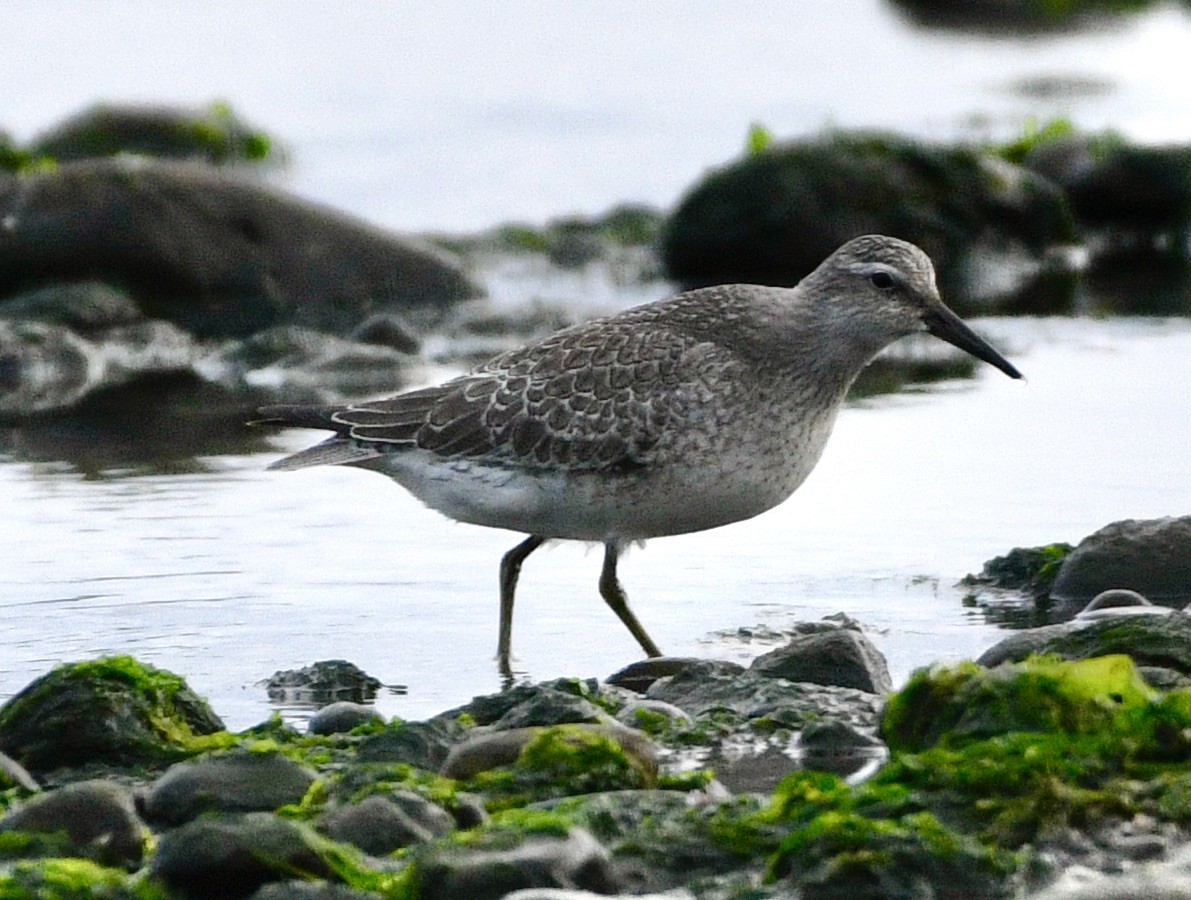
top-left (265, 660), bottom-right (382, 706)
top-left (605, 657), bottom-right (709, 694)
top-left (0, 750), bottom-right (38, 792)
top-left (750, 627), bottom-right (893, 694)
top-left (661, 130), bottom-right (1077, 314)
top-left (0, 780), bottom-right (145, 868)
top-left (0, 158), bottom-right (481, 338)
top-left (1080, 244), bottom-right (1191, 316)
top-left (0, 655), bottom-right (224, 773)
top-left (797, 720), bottom-right (887, 780)
top-left (143, 749), bottom-right (317, 827)
top-left (150, 813), bottom-right (339, 899)
top-left (1051, 516), bottom-right (1191, 607)
top-left (413, 826), bottom-right (620, 900)
top-left (307, 701), bottom-right (384, 736)
top-left (318, 792), bottom-right (452, 855)
top-left (1023, 135), bottom-right (1191, 233)
top-left (959, 542), bottom-right (1076, 624)
top-left (437, 678), bottom-right (611, 727)
top-left (28, 102), bottom-right (280, 167)
top-left (355, 718), bottom-right (468, 771)
top-left (977, 609), bottom-right (1191, 673)
top-left (888, 0), bottom-right (1151, 34)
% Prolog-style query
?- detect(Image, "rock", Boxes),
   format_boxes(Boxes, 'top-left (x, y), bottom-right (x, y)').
top-left (797, 720), bottom-right (887, 780)
top-left (349, 313), bottom-right (421, 354)
top-left (887, 0), bottom-right (1150, 34)
top-left (504, 892), bottom-right (694, 900)
top-left (492, 690), bottom-right (607, 730)
top-left (413, 826), bottom-right (620, 900)
top-left (958, 542), bottom-right (1074, 604)
top-left (265, 660), bottom-right (382, 706)
top-left (614, 699), bottom-right (692, 730)
top-left (605, 658), bottom-right (707, 694)
top-left (0, 655), bottom-right (224, 773)
top-left (1023, 134), bottom-right (1191, 233)
top-left (250, 883), bottom-right (383, 900)
top-left (1031, 839), bottom-right (1191, 898)
top-left (318, 795), bottom-right (440, 855)
top-left (660, 130), bottom-right (1077, 314)
top-left (0, 780), bottom-right (145, 867)
top-left (438, 679), bottom-right (610, 726)
top-left (0, 159), bottom-right (481, 338)
top-left (142, 749), bottom-right (317, 827)
top-left (977, 609), bottom-right (1191, 673)
top-left (149, 813), bottom-right (339, 899)
top-left (441, 724), bottom-right (657, 782)
top-left (355, 718), bottom-right (467, 771)
top-left (0, 281), bottom-right (142, 330)
top-left (307, 702), bottom-right (384, 736)
top-left (750, 628), bottom-right (893, 694)
top-left (28, 102), bottom-right (279, 167)
top-left (1051, 517), bottom-right (1191, 606)
top-left (0, 750), bottom-right (38, 792)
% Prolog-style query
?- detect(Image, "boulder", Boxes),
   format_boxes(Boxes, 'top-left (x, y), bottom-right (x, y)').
top-left (661, 130), bottom-right (1077, 314)
top-left (265, 660), bottom-right (382, 706)
top-left (0, 780), bottom-right (145, 868)
top-left (1051, 516), bottom-right (1191, 606)
top-left (750, 627), bottom-right (892, 694)
top-left (0, 656), bottom-right (224, 773)
top-left (355, 718), bottom-right (468, 771)
top-left (318, 793), bottom-right (450, 855)
top-left (143, 749), bottom-right (317, 827)
top-left (307, 702), bottom-right (384, 736)
top-left (0, 159), bottom-right (481, 339)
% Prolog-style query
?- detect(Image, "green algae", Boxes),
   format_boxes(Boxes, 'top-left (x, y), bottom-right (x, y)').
top-left (0, 858), bottom-right (166, 900)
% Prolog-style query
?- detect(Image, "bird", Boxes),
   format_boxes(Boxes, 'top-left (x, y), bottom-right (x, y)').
top-left (255, 234), bottom-right (1021, 674)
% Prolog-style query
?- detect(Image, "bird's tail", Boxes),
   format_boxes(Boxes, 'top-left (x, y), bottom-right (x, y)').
top-left (250, 404), bottom-right (383, 471)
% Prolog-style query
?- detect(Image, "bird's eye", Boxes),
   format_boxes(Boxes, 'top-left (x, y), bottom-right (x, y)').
top-left (870, 271), bottom-right (895, 289)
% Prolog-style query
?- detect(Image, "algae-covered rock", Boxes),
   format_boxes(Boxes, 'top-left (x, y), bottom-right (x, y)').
top-left (959, 542), bottom-right (1074, 605)
top-left (0, 780), bottom-right (145, 868)
top-left (308, 702), bottom-right (385, 737)
top-left (28, 102), bottom-right (280, 167)
top-left (977, 609), bottom-right (1191, 674)
top-left (142, 748), bottom-right (318, 827)
top-left (0, 656), bottom-right (226, 773)
top-left (0, 857), bottom-right (162, 899)
top-left (661, 130), bottom-right (1076, 314)
top-left (149, 813), bottom-right (346, 899)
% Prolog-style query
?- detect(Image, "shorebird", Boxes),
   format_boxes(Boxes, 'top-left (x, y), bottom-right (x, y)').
top-left (257, 235), bottom-right (1021, 673)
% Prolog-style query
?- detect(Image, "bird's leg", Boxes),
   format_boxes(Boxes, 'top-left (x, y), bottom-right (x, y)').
top-left (599, 540), bottom-right (663, 658)
top-left (498, 535), bottom-right (546, 676)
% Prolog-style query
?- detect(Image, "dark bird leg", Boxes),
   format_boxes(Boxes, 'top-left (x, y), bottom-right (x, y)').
top-left (498, 535), bottom-right (546, 677)
top-left (599, 540), bottom-right (663, 658)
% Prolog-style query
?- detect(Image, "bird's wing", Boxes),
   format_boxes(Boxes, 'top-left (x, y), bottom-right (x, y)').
top-left (333, 315), bottom-right (714, 472)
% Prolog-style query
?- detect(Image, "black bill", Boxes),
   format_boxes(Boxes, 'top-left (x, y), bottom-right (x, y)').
top-left (924, 306), bottom-right (1022, 379)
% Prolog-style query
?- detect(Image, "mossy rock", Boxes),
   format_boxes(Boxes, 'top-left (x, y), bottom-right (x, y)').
top-left (959, 543), bottom-right (1074, 603)
top-left (660, 130), bottom-right (1076, 314)
top-left (0, 857), bottom-right (165, 899)
top-left (0, 656), bottom-right (227, 773)
top-left (28, 102), bottom-right (279, 166)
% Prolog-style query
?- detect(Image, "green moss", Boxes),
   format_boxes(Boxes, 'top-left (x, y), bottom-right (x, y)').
top-left (466, 725), bottom-right (654, 811)
top-left (339, 762), bottom-right (461, 812)
top-left (0, 858), bottom-right (166, 899)
top-left (997, 117), bottom-right (1075, 165)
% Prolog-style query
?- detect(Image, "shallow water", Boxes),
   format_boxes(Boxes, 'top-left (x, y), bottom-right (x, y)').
top-left (2, 316), bottom-right (1188, 729)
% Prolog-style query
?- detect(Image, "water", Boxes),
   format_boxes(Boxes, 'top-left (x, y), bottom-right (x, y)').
top-left (2, 4), bottom-right (1191, 728)
top-left (2, 317), bottom-right (1188, 729)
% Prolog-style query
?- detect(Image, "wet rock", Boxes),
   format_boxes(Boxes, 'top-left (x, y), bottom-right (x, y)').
top-left (614, 699), bottom-right (692, 730)
top-left (977, 608), bottom-right (1191, 673)
top-left (307, 702), bottom-right (384, 736)
top-left (349, 313), bottom-right (421, 354)
top-left (503, 891), bottom-right (694, 900)
top-left (0, 655), bottom-right (224, 773)
top-left (265, 660), bottom-right (382, 706)
top-left (1032, 840), bottom-right (1191, 898)
top-left (605, 658), bottom-right (706, 694)
top-left (0, 780), bottom-right (145, 867)
top-left (0, 750), bottom-right (38, 792)
top-left (440, 723), bottom-right (658, 782)
top-left (150, 812), bottom-right (339, 899)
top-left (438, 678), bottom-right (617, 726)
top-left (797, 720), bottom-right (887, 780)
top-left (959, 542), bottom-right (1074, 605)
top-left (413, 826), bottom-right (620, 900)
top-left (1023, 134), bottom-right (1191, 233)
top-left (888, 0), bottom-right (1153, 34)
top-left (28, 102), bottom-right (280, 167)
top-left (143, 749), bottom-right (317, 827)
top-left (750, 627), bottom-right (893, 694)
top-left (355, 718), bottom-right (468, 771)
top-left (0, 158), bottom-right (481, 339)
top-left (493, 689), bottom-right (607, 730)
top-left (318, 795), bottom-right (441, 855)
top-left (0, 281), bottom-right (142, 330)
top-left (661, 130), bottom-right (1077, 314)
top-left (1051, 516), bottom-right (1191, 607)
